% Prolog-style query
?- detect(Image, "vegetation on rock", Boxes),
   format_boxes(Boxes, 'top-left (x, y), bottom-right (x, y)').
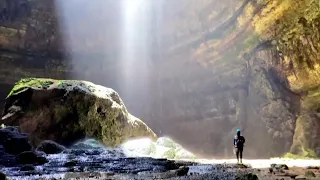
top-left (2, 78), bottom-right (157, 147)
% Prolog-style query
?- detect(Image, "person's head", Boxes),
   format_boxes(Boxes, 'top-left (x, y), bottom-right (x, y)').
top-left (236, 128), bottom-right (241, 136)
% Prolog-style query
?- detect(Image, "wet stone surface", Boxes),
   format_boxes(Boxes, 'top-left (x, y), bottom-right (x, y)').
top-left (1, 146), bottom-right (187, 179)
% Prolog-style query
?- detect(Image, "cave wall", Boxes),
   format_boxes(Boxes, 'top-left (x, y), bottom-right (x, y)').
top-left (0, 0), bottom-right (319, 158)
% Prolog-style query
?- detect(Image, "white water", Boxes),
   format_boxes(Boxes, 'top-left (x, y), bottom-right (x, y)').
top-left (193, 158), bottom-right (320, 168)
top-left (4, 137), bottom-right (320, 180)
top-left (119, 137), bottom-right (320, 169)
top-left (120, 137), bottom-right (196, 159)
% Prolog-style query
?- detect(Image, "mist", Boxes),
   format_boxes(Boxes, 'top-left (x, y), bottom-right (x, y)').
top-left (52, 0), bottom-right (282, 158)
top-left (55, 0), bottom-right (163, 118)
top-left (55, 0), bottom-right (172, 133)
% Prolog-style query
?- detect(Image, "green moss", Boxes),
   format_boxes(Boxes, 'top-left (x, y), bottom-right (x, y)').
top-left (252, 0), bottom-right (320, 71)
top-left (305, 170), bottom-right (316, 177)
top-left (146, 143), bottom-right (156, 155)
top-left (161, 138), bottom-right (177, 149)
top-left (243, 32), bottom-right (260, 50)
top-left (302, 88), bottom-right (320, 111)
top-left (163, 149), bottom-right (176, 159)
top-left (0, 27), bottom-right (18, 37)
top-left (53, 104), bottom-right (73, 122)
top-left (290, 114), bottom-right (320, 158)
top-left (8, 78), bottom-right (58, 97)
top-left (284, 152), bottom-right (311, 159)
top-left (284, 148), bottom-right (318, 159)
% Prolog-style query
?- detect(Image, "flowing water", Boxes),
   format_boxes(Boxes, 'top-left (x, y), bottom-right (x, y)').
top-left (2, 137), bottom-right (320, 179)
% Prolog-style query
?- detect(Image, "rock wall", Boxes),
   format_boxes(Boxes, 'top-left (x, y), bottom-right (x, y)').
top-left (0, 0), bottom-right (319, 158)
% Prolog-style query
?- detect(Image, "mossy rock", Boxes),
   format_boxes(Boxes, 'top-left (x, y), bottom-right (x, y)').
top-left (289, 113), bottom-right (320, 158)
top-left (163, 149), bottom-right (176, 159)
top-left (2, 78), bottom-right (157, 147)
top-left (283, 152), bottom-right (316, 159)
top-left (305, 170), bottom-right (316, 177)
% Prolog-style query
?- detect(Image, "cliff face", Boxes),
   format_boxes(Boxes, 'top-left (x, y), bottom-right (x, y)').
top-left (0, 0), bottom-right (319, 158)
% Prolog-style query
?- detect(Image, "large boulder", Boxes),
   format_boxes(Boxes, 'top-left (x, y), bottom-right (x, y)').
top-left (1, 78), bottom-right (157, 147)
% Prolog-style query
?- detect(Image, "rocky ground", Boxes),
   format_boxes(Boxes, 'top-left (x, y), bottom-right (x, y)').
top-left (0, 126), bottom-right (319, 180)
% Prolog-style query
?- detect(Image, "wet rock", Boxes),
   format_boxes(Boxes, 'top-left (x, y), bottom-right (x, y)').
top-left (176, 166), bottom-right (189, 176)
top-left (0, 152), bottom-right (16, 166)
top-left (236, 172), bottom-right (259, 180)
top-left (304, 170), bottom-right (316, 177)
top-left (269, 167), bottom-right (273, 173)
top-left (291, 114), bottom-right (320, 158)
top-left (295, 175), bottom-right (306, 180)
top-left (284, 172), bottom-right (298, 179)
top-left (72, 139), bottom-right (105, 149)
top-left (270, 164), bottom-right (288, 171)
top-left (36, 140), bottom-right (66, 154)
top-left (165, 160), bottom-right (180, 170)
top-left (0, 172), bottom-right (6, 180)
top-left (280, 164), bottom-right (289, 170)
top-left (2, 78), bottom-right (157, 147)
top-left (64, 160), bottom-right (77, 167)
top-left (0, 126), bottom-right (32, 155)
top-left (16, 151), bottom-right (48, 165)
top-left (236, 164), bottom-right (249, 168)
top-left (306, 166), bottom-right (319, 170)
top-left (20, 164), bottom-right (35, 171)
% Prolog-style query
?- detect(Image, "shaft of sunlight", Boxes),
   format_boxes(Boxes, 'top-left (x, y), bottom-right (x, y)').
top-left (121, 0), bottom-right (150, 90)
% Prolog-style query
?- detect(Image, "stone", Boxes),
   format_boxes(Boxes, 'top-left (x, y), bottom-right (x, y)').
top-left (306, 166), bottom-right (319, 170)
top-left (290, 114), bottom-right (320, 158)
top-left (0, 126), bottom-right (32, 155)
top-left (236, 164), bottom-right (249, 168)
top-left (304, 170), bottom-right (316, 177)
top-left (270, 164), bottom-right (288, 170)
top-left (165, 160), bottom-right (180, 170)
top-left (64, 160), bottom-right (77, 167)
top-left (16, 151), bottom-right (48, 165)
top-left (0, 172), bottom-right (6, 180)
top-left (36, 140), bottom-right (66, 154)
top-left (269, 167), bottom-right (273, 173)
top-left (280, 164), bottom-right (289, 170)
top-left (295, 175), bottom-right (306, 180)
top-left (2, 78), bottom-right (157, 147)
top-left (284, 172), bottom-right (298, 179)
top-left (176, 166), bottom-right (189, 176)
top-left (20, 164), bottom-right (35, 171)
top-left (236, 172), bottom-right (259, 180)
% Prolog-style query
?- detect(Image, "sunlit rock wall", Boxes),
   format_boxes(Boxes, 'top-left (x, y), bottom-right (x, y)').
top-left (0, 0), bottom-right (319, 158)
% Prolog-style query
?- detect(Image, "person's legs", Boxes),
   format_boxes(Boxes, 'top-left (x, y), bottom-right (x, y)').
top-left (236, 148), bottom-right (239, 163)
top-left (239, 147), bottom-right (243, 163)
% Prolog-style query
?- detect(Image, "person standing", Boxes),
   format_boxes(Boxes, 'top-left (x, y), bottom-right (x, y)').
top-left (234, 128), bottom-right (245, 164)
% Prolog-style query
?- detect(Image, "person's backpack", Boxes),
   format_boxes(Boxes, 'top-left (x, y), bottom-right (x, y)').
top-left (234, 136), bottom-right (244, 147)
